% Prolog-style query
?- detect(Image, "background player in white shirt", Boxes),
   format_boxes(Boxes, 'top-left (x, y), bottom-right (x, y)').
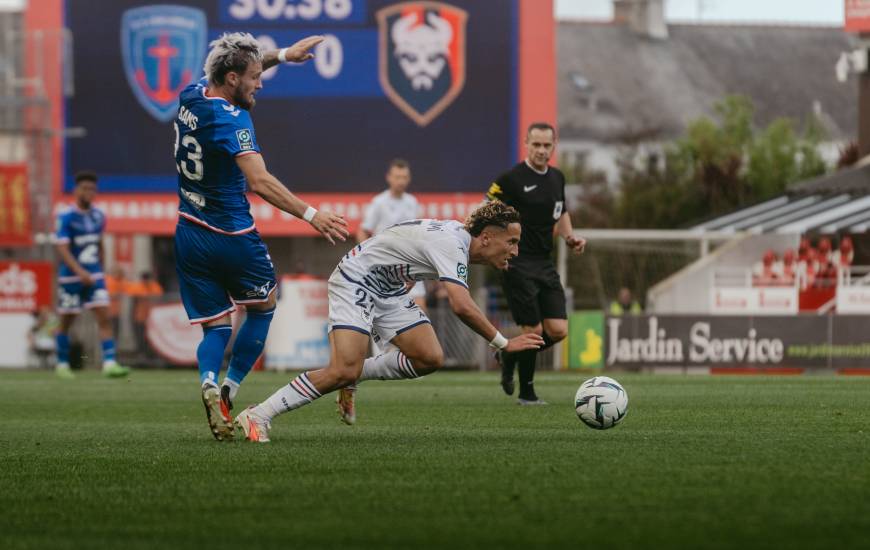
top-left (235, 202), bottom-right (544, 441)
top-left (356, 159), bottom-right (426, 309)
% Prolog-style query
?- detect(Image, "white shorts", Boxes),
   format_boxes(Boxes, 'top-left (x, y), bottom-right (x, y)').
top-left (408, 281), bottom-right (426, 300)
top-left (328, 270), bottom-right (430, 346)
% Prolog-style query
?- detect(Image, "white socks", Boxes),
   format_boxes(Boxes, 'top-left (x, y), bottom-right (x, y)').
top-left (254, 372), bottom-right (322, 420)
top-left (359, 350), bottom-right (419, 381)
top-left (221, 378), bottom-right (240, 401)
top-left (252, 352), bottom-right (420, 421)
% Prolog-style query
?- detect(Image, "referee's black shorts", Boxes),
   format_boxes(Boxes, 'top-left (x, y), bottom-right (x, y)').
top-left (501, 256), bottom-right (566, 327)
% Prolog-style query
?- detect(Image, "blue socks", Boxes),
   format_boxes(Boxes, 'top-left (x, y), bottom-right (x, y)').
top-left (101, 339), bottom-right (116, 363)
top-left (56, 335), bottom-right (117, 367)
top-left (197, 325), bottom-right (232, 387)
top-left (225, 309), bottom-right (274, 386)
top-left (56, 333), bottom-right (70, 364)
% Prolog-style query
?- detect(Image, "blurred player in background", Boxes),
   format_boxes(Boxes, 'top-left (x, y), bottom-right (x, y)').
top-left (234, 202), bottom-right (544, 442)
top-left (53, 171), bottom-right (130, 379)
top-left (357, 159), bottom-right (426, 310)
top-left (486, 122), bottom-right (586, 405)
top-left (173, 32), bottom-right (348, 440)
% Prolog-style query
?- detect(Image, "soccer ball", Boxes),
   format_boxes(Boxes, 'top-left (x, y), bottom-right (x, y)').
top-left (574, 376), bottom-right (628, 430)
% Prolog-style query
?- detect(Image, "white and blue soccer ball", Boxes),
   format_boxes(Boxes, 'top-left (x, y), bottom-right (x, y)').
top-left (574, 376), bottom-right (628, 430)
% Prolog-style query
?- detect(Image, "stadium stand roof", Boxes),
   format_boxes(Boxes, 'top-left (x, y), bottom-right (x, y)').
top-left (558, 22), bottom-right (855, 143)
top-left (692, 164), bottom-right (870, 234)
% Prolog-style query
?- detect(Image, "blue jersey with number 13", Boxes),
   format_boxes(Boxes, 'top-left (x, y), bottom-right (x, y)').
top-left (174, 77), bottom-right (261, 234)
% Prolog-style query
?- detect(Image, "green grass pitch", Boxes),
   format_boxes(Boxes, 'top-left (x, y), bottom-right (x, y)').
top-left (2, 370), bottom-right (869, 549)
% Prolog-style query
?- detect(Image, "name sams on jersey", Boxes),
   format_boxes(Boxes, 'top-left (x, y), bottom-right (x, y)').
top-left (121, 5), bottom-right (207, 123)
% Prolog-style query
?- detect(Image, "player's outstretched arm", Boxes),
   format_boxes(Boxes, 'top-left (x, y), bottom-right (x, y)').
top-left (237, 153), bottom-right (348, 244)
top-left (54, 243), bottom-right (93, 286)
top-left (443, 281), bottom-right (543, 353)
top-left (262, 35), bottom-right (324, 70)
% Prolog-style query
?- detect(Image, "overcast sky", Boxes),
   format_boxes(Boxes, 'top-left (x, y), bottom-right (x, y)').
top-left (555, 0), bottom-right (845, 25)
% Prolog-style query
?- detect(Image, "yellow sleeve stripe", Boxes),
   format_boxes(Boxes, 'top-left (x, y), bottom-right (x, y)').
top-left (486, 182), bottom-right (502, 200)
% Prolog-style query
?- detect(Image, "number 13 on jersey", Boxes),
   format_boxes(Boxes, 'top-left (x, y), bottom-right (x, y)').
top-left (174, 122), bottom-right (204, 181)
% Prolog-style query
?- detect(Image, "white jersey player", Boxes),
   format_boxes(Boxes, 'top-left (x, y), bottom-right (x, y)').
top-left (235, 202), bottom-right (545, 441)
top-left (359, 189), bottom-right (420, 235)
top-left (357, 159), bottom-right (426, 303)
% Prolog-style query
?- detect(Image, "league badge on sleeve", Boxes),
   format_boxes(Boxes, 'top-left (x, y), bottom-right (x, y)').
top-left (236, 129), bottom-right (254, 151)
top-left (121, 5), bottom-right (207, 123)
top-left (377, 2), bottom-right (468, 127)
top-left (457, 263), bottom-right (468, 284)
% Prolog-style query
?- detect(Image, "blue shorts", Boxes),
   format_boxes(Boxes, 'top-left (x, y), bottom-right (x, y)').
top-left (174, 220), bottom-right (277, 324)
top-left (57, 276), bottom-right (109, 314)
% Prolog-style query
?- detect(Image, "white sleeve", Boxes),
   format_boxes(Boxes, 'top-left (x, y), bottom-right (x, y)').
top-left (360, 198), bottom-right (380, 233)
top-left (427, 237), bottom-right (469, 288)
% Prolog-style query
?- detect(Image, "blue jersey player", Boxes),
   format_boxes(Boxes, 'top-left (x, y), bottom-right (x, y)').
top-left (174, 33), bottom-right (348, 440)
top-left (53, 171), bottom-right (130, 379)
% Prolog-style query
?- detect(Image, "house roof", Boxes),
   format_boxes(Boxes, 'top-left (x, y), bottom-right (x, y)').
top-left (558, 22), bottom-right (856, 143)
top-left (789, 162), bottom-right (870, 196)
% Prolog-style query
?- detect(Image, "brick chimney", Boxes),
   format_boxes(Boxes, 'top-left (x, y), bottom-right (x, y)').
top-left (613, 0), bottom-right (668, 40)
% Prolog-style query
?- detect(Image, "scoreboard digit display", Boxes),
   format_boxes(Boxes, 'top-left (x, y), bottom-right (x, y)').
top-left (65, 0), bottom-right (520, 194)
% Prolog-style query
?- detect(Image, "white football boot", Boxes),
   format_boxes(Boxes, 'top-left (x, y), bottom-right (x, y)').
top-left (202, 384), bottom-right (234, 441)
top-left (234, 406), bottom-right (272, 443)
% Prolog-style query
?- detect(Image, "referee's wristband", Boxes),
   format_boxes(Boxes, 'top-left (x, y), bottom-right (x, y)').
top-left (489, 331), bottom-right (508, 350)
top-left (303, 206), bottom-right (318, 222)
top-left (278, 48), bottom-right (289, 63)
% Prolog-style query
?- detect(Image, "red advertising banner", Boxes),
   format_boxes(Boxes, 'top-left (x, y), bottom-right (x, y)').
top-left (0, 261), bottom-right (53, 312)
top-left (54, 193), bottom-right (485, 236)
top-left (846, 0), bottom-right (870, 32)
top-left (0, 164), bottom-right (32, 246)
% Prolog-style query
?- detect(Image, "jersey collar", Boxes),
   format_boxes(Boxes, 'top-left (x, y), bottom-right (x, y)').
top-left (201, 85), bottom-right (230, 103)
top-left (524, 159), bottom-right (549, 175)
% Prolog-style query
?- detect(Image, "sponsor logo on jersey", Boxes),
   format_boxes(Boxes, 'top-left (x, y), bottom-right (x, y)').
top-left (523, 185), bottom-right (538, 193)
top-left (181, 188), bottom-right (205, 209)
top-left (377, 2), bottom-right (468, 127)
top-left (236, 128), bottom-right (254, 151)
top-left (121, 5), bottom-right (206, 122)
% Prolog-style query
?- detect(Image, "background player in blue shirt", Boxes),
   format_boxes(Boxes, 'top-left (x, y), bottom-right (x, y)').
top-left (174, 32), bottom-right (348, 440)
top-left (53, 171), bottom-right (129, 379)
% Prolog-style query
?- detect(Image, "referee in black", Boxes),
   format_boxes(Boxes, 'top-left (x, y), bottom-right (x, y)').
top-left (486, 122), bottom-right (586, 404)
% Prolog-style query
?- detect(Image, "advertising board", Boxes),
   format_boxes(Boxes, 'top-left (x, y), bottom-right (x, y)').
top-left (604, 315), bottom-right (870, 369)
top-left (846, 0), bottom-right (870, 33)
top-left (0, 261), bottom-right (53, 313)
top-left (0, 164), bottom-right (32, 247)
top-left (65, 0), bottom-right (525, 195)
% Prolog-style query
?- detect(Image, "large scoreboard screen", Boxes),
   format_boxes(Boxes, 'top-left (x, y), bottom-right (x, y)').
top-left (65, 0), bottom-right (519, 194)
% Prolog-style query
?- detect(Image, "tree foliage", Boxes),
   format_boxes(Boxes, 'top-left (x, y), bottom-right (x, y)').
top-left (567, 95), bottom-right (829, 229)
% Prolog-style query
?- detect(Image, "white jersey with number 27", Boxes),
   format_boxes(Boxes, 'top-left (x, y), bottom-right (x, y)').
top-left (336, 219), bottom-right (471, 298)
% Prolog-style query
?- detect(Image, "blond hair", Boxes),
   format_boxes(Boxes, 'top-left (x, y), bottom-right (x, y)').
top-left (203, 32), bottom-right (263, 86)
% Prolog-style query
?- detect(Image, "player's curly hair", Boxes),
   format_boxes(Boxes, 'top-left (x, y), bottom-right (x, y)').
top-left (204, 32), bottom-right (263, 86)
top-left (464, 201), bottom-right (521, 237)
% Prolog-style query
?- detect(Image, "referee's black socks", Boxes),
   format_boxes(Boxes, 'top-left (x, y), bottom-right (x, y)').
top-left (540, 331), bottom-right (558, 350)
top-left (516, 349), bottom-right (538, 400)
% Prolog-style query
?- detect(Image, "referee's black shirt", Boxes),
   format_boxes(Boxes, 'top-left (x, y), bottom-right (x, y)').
top-left (487, 161), bottom-right (566, 260)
